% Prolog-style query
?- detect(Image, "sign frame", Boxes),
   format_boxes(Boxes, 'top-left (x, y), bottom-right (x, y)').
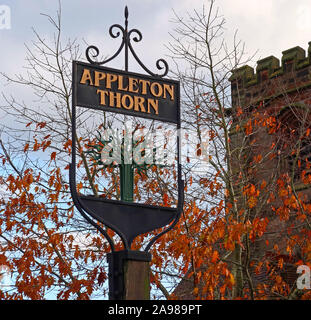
top-left (69, 6), bottom-right (184, 252)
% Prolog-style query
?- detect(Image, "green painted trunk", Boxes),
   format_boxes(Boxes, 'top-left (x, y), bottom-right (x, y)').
top-left (120, 164), bottom-right (134, 202)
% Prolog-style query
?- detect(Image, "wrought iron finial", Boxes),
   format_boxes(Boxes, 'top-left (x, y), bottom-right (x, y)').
top-left (124, 6), bottom-right (129, 22)
top-left (85, 6), bottom-right (169, 77)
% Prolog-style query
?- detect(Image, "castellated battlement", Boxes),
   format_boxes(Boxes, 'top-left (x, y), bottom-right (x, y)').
top-left (229, 42), bottom-right (311, 108)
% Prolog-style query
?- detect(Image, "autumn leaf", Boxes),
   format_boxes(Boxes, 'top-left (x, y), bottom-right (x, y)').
top-left (228, 273), bottom-right (235, 286)
top-left (211, 250), bottom-right (219, 263)
top-left (77, 182), bottom-right (83, 193)
top-left (24, 143), bottom-right (29, 153)
top-left (237, 107), bottom-right (243, 116)
top-left (189, 176), bottom-right (193, 186)
top-left (50, 152), bottom-right (57, 161)
top-left (248, 196), bottom-right (257, 208)
top-left (36, 122), bottom-right (47, 129)
top-left (97, 272), bottom-right (106, 285)
top-left (163, 193), bottom-right (169, 206)
top-left (196, 144), bottom-right (202, 157)
top-left (260, 180), bottom-right (267, 189)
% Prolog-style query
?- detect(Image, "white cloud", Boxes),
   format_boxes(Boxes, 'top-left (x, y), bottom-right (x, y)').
top-left (1, 0), bottom-right (311, 100)
top-left (221, 0), bottom-right (311, 64)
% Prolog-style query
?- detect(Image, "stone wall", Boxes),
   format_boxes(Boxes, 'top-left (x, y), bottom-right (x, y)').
top-left (230, 42), bottom-right (311, 110)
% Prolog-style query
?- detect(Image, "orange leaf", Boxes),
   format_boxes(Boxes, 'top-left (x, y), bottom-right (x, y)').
top-left (24, 143), bottom-right (29, 153)
top-left (77, 182), bottom-right (83, 193)
top-left (193, 287), bottom-right (199, 296)
top-left (36, 122), bottom-right (46, 129)
top-left (260, 180), bottom-right (267, 189)
top-left (163, 193), bottom-right (169, 206)
top-left (229, 273), bottom-right (235, 286)
top-left (189, 176), bottom-right (193, 186)
top-left (50, 152), bottom-right (57, 161)
top-left (211, 250), bottom-right (219, 263)
top-left (33, 139), bottom-right (40, 151)
top-left (248, 196), bottom-right (257, 208)
top-left (196, 144), bottom-right (202, 156)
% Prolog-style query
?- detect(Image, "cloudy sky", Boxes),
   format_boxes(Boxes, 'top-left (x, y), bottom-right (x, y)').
top-left (0, 0), bottom-right (311, 91)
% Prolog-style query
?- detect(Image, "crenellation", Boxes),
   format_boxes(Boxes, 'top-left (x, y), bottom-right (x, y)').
top-left (256, 55), bottom-right (280, 80)
top-left (228, 65), bottom-right (254, 87)
top-left (229, 42), bottom-right (311, 92)
top-left (281, 46), bottom-right (306, 71)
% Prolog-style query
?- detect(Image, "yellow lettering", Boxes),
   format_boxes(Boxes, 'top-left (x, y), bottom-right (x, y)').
top-left (97, 89), bottom-right (109, 105)
top-left (134, 96), bottom-right (146, 113)
top-left (80, 69), bottom-right (93, 85)
top-left (109, 91), bottom-right (121, 108)
top-left (150, 82), bottom-right (163, 98)
top-left (94, 71), bottom-right (106, 87)
top-left (163, 84), bottom-right (174, 101)
top-left (118, 75), bottom-right (129, 91)
top-left (138, 79), bottom-right (150, 95)
top-left (106, 73), bottom-right (118, 89)
top-left (147, 98), bottom-right (159, 115)
top-left (121, 94), bottom-right (134, 110)
top-left (128, 77), bottom-right (139, 93)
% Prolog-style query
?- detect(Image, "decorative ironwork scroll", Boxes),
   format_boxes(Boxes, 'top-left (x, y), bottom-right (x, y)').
top-left (85, 6), bottom-right (169, 77)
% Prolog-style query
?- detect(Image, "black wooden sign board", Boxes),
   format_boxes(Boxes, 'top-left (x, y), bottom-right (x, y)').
top-left (73, 61), bottom-right (179, 124)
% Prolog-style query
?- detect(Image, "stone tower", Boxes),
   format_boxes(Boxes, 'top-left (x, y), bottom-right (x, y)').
top-left (227, 42), bottom-right (311, 298)
top-left (174, 42), bottom-right (311, 299)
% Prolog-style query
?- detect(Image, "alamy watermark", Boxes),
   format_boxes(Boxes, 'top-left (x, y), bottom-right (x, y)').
top-left (0, 264), bottom-right (11, 288)
top-left (297, 265), bottom-right (311, 289)
top-left (87, 123), bottom-right (210, 174)
top-left (0, 5), bottom-right (11, 30)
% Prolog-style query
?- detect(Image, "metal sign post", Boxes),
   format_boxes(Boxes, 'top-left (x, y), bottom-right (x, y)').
top-left (69, 7), bottom-right (184, 300)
